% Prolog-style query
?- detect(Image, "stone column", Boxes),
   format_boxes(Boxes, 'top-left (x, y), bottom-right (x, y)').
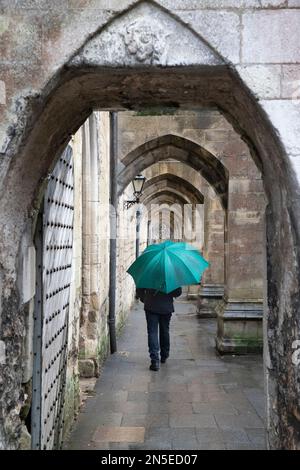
top-left (197, 186), bottom-right (225, 317)
top-left (216, 177), bottom-right (266, 354)
top-left (79, 114), bottom-right (101, 377)
top-left (187, 203), bottom-right (205, 300)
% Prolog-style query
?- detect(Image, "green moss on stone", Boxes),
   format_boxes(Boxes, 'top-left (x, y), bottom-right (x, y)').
top-left (97, 333), bottom-right (109, 366)
top-left (116, 312), bottom-right (127, 337)
top-left (229, 333), bottom-right (263, 354)
top-left (62, 372), bottom-right (80, 444)
top-left (232, 334), bottom-right (262, 347)
top-left (78, 348), bottom-right (86, 360)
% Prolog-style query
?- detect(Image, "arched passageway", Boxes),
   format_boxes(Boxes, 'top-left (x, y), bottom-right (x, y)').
top-left (118, 134), bottom-right (228, 209)
top-left (137, 161), bottom-right (222, 303)
top-left (144, 195), bottom-right (189, 243)
top-left (141, 173), bottom-right (205, 205)
top-left (143, 190), bottom-right (191, 207)
top-left (0, 0), bottom-right (299, 451)
top-left (120, 131), bottom-right (265, 355)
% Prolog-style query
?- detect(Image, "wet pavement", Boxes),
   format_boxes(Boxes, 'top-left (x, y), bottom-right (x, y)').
top-left (65, 298), bottom-right (266, 450)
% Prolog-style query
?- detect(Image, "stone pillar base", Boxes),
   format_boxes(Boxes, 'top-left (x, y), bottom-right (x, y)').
top-left (197, 284), bottom-right (224, 318)
top-left (78, 358), bottom-right (98, 378)
top-left (216, 300), bottom-right (263, 354)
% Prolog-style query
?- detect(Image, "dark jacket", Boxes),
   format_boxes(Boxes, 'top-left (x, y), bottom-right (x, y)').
top-left (136, 287), bottom-right (182, 315)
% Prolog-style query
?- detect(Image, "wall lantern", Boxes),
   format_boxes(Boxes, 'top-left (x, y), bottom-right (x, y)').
top-left (124, 174), bottom-right (146, 209)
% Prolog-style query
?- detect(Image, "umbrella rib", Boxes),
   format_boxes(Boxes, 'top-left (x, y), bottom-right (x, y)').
top-left (168, 250), bottom-right (206, 281)
top-left (164, 250), bottom-right (171, 292)
top-left (127, 250), bottom-right (162, 283)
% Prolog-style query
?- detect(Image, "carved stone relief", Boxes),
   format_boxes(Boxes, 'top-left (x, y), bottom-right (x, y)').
top-left (121, 17), bottom-right (169, 64)
top-left (71, 2), bottom-right (222, 68)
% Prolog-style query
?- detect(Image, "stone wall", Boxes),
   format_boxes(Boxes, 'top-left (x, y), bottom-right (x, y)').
top-left (116, 188), bottom-right (139, 331)
top-left (78, 112), bottom-right (137, 377)
top-left (79, 113), bottom-right (110, 377)
top-left (63, 112), bottom-right (138, 443)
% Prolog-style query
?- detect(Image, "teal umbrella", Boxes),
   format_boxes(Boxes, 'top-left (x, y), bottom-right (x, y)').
top-left (127, 240), bottom-right (209, 294)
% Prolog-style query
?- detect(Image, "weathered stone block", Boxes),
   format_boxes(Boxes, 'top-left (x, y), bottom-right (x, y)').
top-left (229, 193), bottom-right (265, 212)
top-left (88, 309), bottom-right (98, 323)
top-left (237, 65), bottom-right (281, 99)
top-left (205, 130), bottom-right (230, 142)
top-left (197, 284), bottom-right (224, 318)
top-left (181, 129), bottom-right (206, 143)
top-left (261, 100), bottom-right (300, 156)
top-left (260, 0), bottom-right (286, 5)
top-left (229, 178), bottom-right (264, 194)
top-left (157, 0), bottom-right (260, 9)
top-left (224, 160), bottom-right (259, 179)
top-left (281, 65), bottom-right (300, 99)
top-left (0, 0), bottom-right (67, 8)
top-left (84, 338), bottom-right (101, 360)
top-left (0, 13), bottom-right (42, 65)
top-left (18, 425), bottom-right (31, 450)
top-left (179, 10), bottom-right (241, 63)
top-left (242, 11), bottom-right (300, 63)
top-left (222, 137), bottom-right (249, 158)
top-left (216, 301), bottom-right (263, 354)
top-left (86, 320), bottom-right (98, 339)
top-left (68, 0), bottom-right (134, 10)
top-left (78, 359), bottom-right (96, 378)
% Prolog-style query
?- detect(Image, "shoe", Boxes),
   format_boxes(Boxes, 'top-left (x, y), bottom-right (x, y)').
top-left (160, 356), bottom-right (168, 364)
top-left (149, 361), bottom-right (159, 371)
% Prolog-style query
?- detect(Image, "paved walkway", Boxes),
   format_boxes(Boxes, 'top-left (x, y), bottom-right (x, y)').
top-left (65, 298), bottom-right (266, 450)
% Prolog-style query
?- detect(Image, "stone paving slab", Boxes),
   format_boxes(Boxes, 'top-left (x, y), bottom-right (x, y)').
top-left (121, 414), bottom-right (169, 428)
top-left (170, 414), bottom-right (217, 429)
top-left (192, 402), bottom-right (238, 415)
top-left (64, 299), bottom-right (266, 450)
top-left (214, 412), bottom-right (265, 430)
top-left (93, 426), bottom-right (145, 443)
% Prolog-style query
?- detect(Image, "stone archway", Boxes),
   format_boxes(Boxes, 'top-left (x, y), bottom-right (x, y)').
top-left (141, 173), bottom-right (204, 205)
top-left (144, 193), bottom-right (188, 243)
top-left (142, 186), bottom-right (204, 300)
top-left (140, 161), bottom-right (224, 302)
top-left (118, 134), bottom-right (228, 209)
top-left (142, 189), bottom-right (194, 206)
top-left (143, 190), bottom-right (190, 206)
top-left (120, 132), bottom-right (265, 354)
top-left (140, 171), bottom-right (205, 246)
top-left (0, 0), bottom-right (299, 450)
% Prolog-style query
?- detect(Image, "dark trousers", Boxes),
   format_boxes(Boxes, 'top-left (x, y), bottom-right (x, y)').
top-left (145, 310), bottom-right (172, 362)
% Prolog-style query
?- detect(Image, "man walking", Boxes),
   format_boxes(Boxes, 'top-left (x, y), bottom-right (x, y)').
top-left (136, 287), bottom-right (182, 371)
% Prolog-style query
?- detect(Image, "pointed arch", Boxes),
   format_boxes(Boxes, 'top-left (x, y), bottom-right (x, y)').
top-left (142, 189), bottom-right (191, 207)
top-left (140, 173), bottom-right (204, 205)
top-left (118, 134), bottom-right (228, 208)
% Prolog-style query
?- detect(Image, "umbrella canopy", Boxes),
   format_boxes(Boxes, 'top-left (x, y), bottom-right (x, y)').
top-left (127, 240), bottom-right (209, 294)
